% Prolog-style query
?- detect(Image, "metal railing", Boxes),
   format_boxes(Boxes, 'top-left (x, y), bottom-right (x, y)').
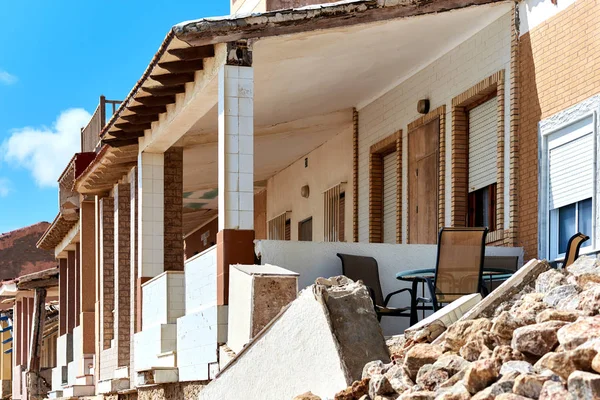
top-left (80, 95), bottom-right (121, 153)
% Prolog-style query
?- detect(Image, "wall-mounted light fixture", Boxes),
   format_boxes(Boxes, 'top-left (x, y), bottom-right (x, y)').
top-left (417, 99), bottom-right (430, 115)
top-left (301, 185), bottom-right (310, 198)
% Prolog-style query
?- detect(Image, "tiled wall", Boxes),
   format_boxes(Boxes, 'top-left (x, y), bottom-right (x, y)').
top-left (357, 12), bottom-right (512, 243)
top-left (141, 272), bottom-right (185, 330)
top-left (218, 65), bottom-right (255, 231)
top-left (185, 246), bottom-right (217, 314)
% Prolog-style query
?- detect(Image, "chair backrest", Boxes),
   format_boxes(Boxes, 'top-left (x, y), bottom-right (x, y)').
top-left (563, 232), bottom-right (590, 268)
top-left (434, 227), bottom-right (488, 303)
top-left (336, 253), bottom-right (384, 306)
top-left (483, 256), bottom-right (519, 272)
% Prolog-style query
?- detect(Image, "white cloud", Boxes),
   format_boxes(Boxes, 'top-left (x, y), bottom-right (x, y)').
top-left (0, 178), bottom-right (10, 197)
top-left (3, 108), bottom-right (92, 187)
top-left (0, 70), bottom-right (17, 85)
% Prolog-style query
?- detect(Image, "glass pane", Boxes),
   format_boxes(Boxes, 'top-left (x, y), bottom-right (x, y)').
top-left (559, 203), bottom-right (576, 254)
top-left (578, 198), bottom-right (593, 247)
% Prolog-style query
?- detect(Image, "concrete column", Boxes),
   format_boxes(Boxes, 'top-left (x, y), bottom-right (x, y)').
top-left (15, 300), bottom-right (22, 367)
top-left (99, 197), bottom-right (114, 351)
top-left (66, 251), bottom-right (76, 334)
top-left (59, 258), bottom-right (67, 336)
top-left (75, 246), bottom-right (80, 327)
top-left (218, 64), bottom-right (255, 231)
top-left (114, 183), bottom-right (131, 366)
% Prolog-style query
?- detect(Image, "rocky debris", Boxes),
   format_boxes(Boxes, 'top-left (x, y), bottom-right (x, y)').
top-left (333, 256), bottom-right (600, 400)
top-left (294, 392), bottom-right (322, 400)
top-left (335, 379), bottom-right (369, 400)
top-left (567, 370), bottom-right (600, 399)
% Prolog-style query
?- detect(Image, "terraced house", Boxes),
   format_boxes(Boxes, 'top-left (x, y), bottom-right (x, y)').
top-left (16, 0), bottom-right (600, 398)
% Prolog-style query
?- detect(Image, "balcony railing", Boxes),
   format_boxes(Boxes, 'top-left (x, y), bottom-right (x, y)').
top-left (80, 96), bottom-right (121, 153)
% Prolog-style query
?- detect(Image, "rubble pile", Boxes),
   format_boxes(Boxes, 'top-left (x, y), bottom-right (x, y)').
top-left (330, 256), bottom-right (600, 400)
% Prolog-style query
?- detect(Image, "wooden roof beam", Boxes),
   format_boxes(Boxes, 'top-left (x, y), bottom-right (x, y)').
top-left (141, 85), bottom-right (186, 96)
top-left (114, 122), bottom-right (152, 132)
top-left (135, 95), bottom-right (176, 107)
top-left (126, 105), bottom-right (167, 115)
top-left (107, 130), bottom-right (145, 139)
top-left (168, 45), bottom-right (215, 60)
top-left (150, 73), bottom-right (195, 86)
top-left (158, 59), bottom-right (204, 74)
top-left (102, 138), bottom-right (141, 148)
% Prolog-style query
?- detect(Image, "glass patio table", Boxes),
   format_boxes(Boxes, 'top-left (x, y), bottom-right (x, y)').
top-left (395, 267), bottom-right (515, 325)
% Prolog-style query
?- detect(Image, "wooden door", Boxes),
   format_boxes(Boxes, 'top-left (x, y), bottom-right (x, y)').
top-left (408, 119), bottom-right (440, 244)
top-left (299, 217), bottom-right (313, 241)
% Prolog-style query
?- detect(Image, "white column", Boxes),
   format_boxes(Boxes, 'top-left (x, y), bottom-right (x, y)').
top-left (218, 64), bottom-right (254, 231)
top-left (138, 152), bottom-right (164, 278)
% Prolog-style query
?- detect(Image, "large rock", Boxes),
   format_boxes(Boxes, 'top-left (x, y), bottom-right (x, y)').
top-left (369, 375), bottom-right (395, 398)
top-left (462, 359), bottom-right (499, 394)
top-left (543, 285), bottom-right (580, 308)
top-left (499, 361), bottom-right (534, 376)
top-left (363, 361), bottom-right (391, 379)
top-left (492, 311), bottom-right (523, 340)
top-left (404, 344), bottom-right (443, 381)
top-left (535, 348), bottom-right (597, 379)
top-left (200, 278), bottom-right (390, 400)
top-left (434, 383), bottom-right (471, 400)
top-left (494, 394), bottom-right (534, 400)
top-left (578, 285), bottom-right (600, 316)
top-left (558, 316), bottom-right (600, 350)
top-left (510, 299), bottom-right (549, 325)
top-left (417, 355), bottom-right (470, 392)
top-left (567, 370), bottom-right (600, 399)
top-left (513, 374), bottom-right (547, 398)
top-left (539, 380), bottom-right (573, 400)
top-left (471, 381), bottom-right (514, 400)
top-left (511, 321), bottom-right (568, 356)
top-left (444, 319), bottom-right (492, 352)
top-left (335, 379), bottom-right (369, 400)
top-left (385, 364), bottom-right (413, 393)
top-left (459, 331), bottom-right (498, 362)
top-left (294, 392), bottom-right (322, 400)
top-left (567, 256), bottom-right (600, 286)
top-left (536, 309), bottom-right (580, 323)
top-left (536, 269), bottom-right (567, 294)
top-left (399, 392), bottom-right (436, 400)
top-left (492, 346), bottom-right (525, 364)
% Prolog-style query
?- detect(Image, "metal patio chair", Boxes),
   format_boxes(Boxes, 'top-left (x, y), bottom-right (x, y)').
top-left (336, 253), bottom-right (413, 322)
top-left (562, 232), bottom-right (590, 268)
top-left (413, 227), bottom-right (488, 313)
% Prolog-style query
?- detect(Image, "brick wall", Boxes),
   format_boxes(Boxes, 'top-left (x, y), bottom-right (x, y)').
top-left (358, 12), bottom-right (512, 243)
top-left (518, 0), bottom-right (600, 259)
top-left (114, 183), bottom-right (131, 366)
top-left (164, 147), bottom-right (184, 271)
top-left (99, 197), bottom-right (114, 350)
top-left (129, 166), bottom-right (138, 385)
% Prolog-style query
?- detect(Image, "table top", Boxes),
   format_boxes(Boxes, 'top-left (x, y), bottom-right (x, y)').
top-left (396, 267), bottom-right (516, 281)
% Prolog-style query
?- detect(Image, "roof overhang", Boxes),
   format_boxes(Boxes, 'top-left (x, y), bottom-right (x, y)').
top-left (37, 213), bottom-right (79, 252)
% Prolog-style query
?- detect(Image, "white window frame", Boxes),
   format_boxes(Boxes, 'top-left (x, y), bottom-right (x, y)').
top-left (539, 96), bottom-right (600, 261)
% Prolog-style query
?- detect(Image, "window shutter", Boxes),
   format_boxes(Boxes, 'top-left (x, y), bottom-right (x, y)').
top-left (468, 97), bottom-right (498, 192)
top-left (383, 152), bottom-right (397, 244)
top-left (268, 213), bottom-right (288, 240)
top-left (549, 132), bottom-right (594, 209)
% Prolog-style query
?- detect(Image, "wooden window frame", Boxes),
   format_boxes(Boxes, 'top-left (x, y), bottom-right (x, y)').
top-left (369, 131), bottom-right (401, 243)
top-left (323, 183), bottom-right (346, 242)
top-left (451, 71), bottom-right (505, 244)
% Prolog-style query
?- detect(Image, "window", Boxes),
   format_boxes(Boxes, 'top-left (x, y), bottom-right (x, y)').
top-left (550, 198), bottom-right (592, 257)
top-left (323, 183), bottom-right (345, 242)
top-left (542, 114), bottom-right (596, 260)
top-left (468, 183), bottom-right (496, 231)
top-left (268, 212), bottom-right (290, 240)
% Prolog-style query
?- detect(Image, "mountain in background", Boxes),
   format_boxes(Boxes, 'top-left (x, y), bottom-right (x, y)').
top-left (0, 222), bottom-right (55, 281)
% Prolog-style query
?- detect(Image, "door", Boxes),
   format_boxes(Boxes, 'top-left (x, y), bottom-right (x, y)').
top-left (408, 118), bottom-right (439, 244)
top-left (298, 217), bottom-right (313, 241)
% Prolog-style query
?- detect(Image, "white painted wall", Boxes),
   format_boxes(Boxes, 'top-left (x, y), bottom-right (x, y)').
top-left (256, 240), bottom-right (524, 335)
top-left (357, 11), bottom-right (512, 243)
top-left (519, 0), bottom-right (578, 36)
top-left (267, 126), bottom-right (353, 242)
top-left (134, 324), bottom-right (177, 372)
top-left (200, 290), bottom-right (349, 400)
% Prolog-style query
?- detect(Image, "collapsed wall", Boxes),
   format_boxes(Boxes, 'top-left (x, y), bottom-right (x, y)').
top-left (200, 276), bottom-right (390, 400)
top-left (328, 256), bottom-right (600, 400)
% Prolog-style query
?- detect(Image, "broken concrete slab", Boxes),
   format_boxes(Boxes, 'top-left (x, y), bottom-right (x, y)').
top-left (199, 276), bottom-right (390, 400)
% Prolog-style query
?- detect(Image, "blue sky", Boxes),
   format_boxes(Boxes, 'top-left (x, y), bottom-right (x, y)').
top-left (0, 1), bottom-right (229, 233)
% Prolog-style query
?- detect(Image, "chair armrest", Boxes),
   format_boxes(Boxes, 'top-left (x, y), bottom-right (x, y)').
top-left (383, 288), bottom-right (413, 307)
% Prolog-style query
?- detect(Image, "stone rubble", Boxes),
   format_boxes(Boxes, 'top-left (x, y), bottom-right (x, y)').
top-left (295, 256), bottom-right (600, 400)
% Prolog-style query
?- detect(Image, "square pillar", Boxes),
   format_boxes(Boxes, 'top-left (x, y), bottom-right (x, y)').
top-left (114, 183), bottom-right (131, 367)
top-left (216, 43), bottom-right (256, 307)
top-left (66, 251), bottom-right (76, 334)
top-left (59, 258), bottom-right (67, 336)
top-left (15, 300), bottom-right (22, 367)
top-left (129, 167), bottom-right (139, 384)
top-left (99, 197), bottom-right (114, 351)
top-left (218, 63), bottom-right (255, 231)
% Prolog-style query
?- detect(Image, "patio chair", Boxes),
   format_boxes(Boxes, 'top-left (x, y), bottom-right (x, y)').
top-left (562, 232), bottom-right (590, 268)
top-left (336, 253), bottom-right (413, 322)
top-left (416, 227), bottom-right (488, 313)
